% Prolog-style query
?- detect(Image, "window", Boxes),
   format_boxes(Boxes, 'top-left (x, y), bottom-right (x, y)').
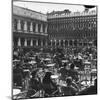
top-left (27, 22), bottom-right (30, 32)
top-left (14, 19), bottom-right (17, 30)
top-left (21, 20), bottom-right (24, 31)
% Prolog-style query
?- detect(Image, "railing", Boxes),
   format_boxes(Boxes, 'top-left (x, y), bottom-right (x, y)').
top-left (47, 11), bottom-right (97, 19)
top-left (13, 30), bottom-right (48, 36)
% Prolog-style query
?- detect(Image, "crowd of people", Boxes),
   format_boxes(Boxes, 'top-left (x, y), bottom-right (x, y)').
top-left (13, 46), bottom-right (97, 99)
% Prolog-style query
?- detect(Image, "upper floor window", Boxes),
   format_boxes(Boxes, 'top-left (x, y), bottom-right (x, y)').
top-left (13, 19), bottom-right (17, 30)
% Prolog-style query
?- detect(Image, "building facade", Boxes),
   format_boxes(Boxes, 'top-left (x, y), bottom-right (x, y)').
top-left (13, 6), bottom-right (97, 49)
top-left (47, 9), bottom-right (97, 48)
top-left (13, 6), bottom-right (48, 49)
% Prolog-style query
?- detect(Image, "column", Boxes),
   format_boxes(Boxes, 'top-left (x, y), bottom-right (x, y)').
top-left (68, 40), bottom-right (69, 47)
top-left (83, 40), bottom-right (84, 47)
top-left (77, 39), bottom-right (79, 47)
top-left (73, 40), bottom-right (74, 47)
top-left (45, 40), bottom-right (48, 46)
top-left (17, 19), bottom-right (21, 31)
top-left (81, 39), bottom-right (83, 47)
top-left (76, 40), bottom-right (78, 47)
top-left (35, 23), bottom-right (38, 33)
top-left (41, 40), bottom-right (43, 47)
top-left (30, 22), bottom-right (33, 32)
top-left (24, 21), bottom-right (27, 32)
top-left (36, 40), bottom-right (38, 46)
top-left (18, 38), bottom-right (21, 46)
top-left (24, 39), bottom-right (27, 47)
top-left (63, 40), bottom-right (65, 47)
top-left (51, 40), bottom-right (52, 47)
top-left (45, 25), bottom-right (47, 33)
top-left (30, 39), bottom-right (33, 46)
top-left (40, 24), bottom-right (43, 33)
top-left (55, 40), bottom-right (56, 47)
top-left (92, 40), bottom-right (94, 47)
top-left (74, 40), bottom-right (76, 47)
top-left (59, 40), bottom-right (61, 46)
top-left (72, 40), bottom-right (74, 47)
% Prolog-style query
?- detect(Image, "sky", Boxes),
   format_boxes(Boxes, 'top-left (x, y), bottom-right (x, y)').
top-left (13, 0), bottom-right (96, 14)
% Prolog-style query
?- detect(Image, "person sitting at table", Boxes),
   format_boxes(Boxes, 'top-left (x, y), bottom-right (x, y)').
top-left (27, 69), bottom-right (41, 98)
top-left (61, 77), bottom-right (78, 96)
top-left (29, 69), bottom-right (41, 91)
top-left (13, 63), bottom-right (23, 87)
top-left (42, 72), bottom-right (59, 96)
top-left (68, 63), bottom-right (79, 82)
top-left (59, 66), bottom-right (68, 81)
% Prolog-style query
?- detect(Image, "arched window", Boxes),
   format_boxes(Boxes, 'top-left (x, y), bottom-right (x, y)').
top-left (14, 19), bottom-right (17, 30)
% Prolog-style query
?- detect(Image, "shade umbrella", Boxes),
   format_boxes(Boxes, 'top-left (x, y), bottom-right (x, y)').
top-left (28, 61), bottom-right (36, 64)
top-left (13, 59), bottom-right (20, 62)
top-left (74, 66), bottom-right (79, 70)
top-left (44, 58), bottom-right (51, 61)
top-left (62, 60), bottom-right (69, 63)
top-left (84, 61), bottom-right (91, 65)
top-left (84, 5), bottom-right (96, 12)
top-left (13, 89), bottom-right (21, 95)
top-left (46, 63), bottom-right (55, 67)
top-left (23, 69), bottom-right (30, 72)
top-left (91, 69), bottom-right (97, 73)
top-left (78, 56), bottom-right (83, 59)
top-left (51, 75), bottom-right (59, 79)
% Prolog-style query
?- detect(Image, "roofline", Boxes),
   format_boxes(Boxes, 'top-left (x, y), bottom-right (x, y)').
top-left (13, 5), bottom-right (46, 16)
